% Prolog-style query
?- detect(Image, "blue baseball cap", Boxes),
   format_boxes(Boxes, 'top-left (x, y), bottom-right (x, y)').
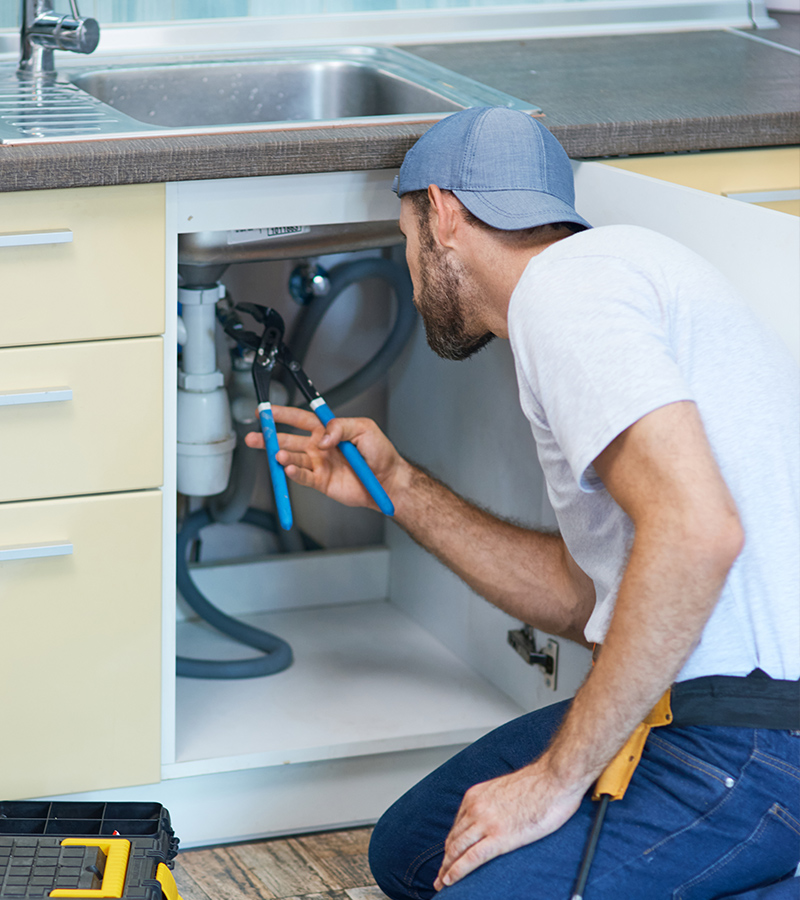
top-left (393, 106), bottom-right (591, 232)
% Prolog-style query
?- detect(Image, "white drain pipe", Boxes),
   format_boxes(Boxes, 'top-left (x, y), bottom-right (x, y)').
top-left (176, 284), bottom-right (236, 497)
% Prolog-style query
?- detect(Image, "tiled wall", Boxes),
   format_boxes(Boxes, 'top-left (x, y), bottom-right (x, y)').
top-left (1, 0), bottom-right (546, 29)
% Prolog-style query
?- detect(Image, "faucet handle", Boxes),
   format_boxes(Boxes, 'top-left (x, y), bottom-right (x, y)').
top-left (28, 9), bottom-right (100, 55)
top-left (56, 13), bottom-right (100, 54)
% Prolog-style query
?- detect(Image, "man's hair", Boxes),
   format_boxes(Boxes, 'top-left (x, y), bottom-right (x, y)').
top-left (404, 189), bottom-right (584, 248)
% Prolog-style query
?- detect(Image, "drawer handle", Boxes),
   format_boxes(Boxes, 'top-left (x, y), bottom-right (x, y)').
top-left (0, 229), bottom-right (73, 248)
top-left (0, 542), bottom-right (73, 561)
top-left (0, 387), bottom-right (73, 406)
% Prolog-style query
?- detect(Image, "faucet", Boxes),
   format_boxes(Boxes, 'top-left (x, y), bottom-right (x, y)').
top-left (19, 0), bottom-right (100, 79)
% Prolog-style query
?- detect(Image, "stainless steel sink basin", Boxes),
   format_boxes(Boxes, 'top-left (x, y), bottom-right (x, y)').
top-left (0, 45), bottom-right (536, 143)
top-left (73, 50), bottom-right (482, 127)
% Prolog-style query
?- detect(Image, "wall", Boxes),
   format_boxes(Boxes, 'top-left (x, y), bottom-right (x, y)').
top-left (2, 0), bottom-right (771, 45)
top-left (0, 0), bottom-right (572, 29)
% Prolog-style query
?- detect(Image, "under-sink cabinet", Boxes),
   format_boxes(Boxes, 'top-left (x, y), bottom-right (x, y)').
top-left (0, 158), bottom-right (796, 847)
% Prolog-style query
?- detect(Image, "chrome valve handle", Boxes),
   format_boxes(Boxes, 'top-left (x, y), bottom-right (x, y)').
top-left (19, 0), bottom-right (100, 77)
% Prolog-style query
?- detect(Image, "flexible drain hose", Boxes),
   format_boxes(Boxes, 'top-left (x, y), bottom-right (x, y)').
top-left (176, 508), bottom-right (297, 679)
top-left (179, 256), bottom-right (416, 679)
top-left (286, 257), bottom-right (416, 409)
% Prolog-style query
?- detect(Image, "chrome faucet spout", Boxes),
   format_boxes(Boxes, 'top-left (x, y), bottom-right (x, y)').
top-left (19, 0), bottom-right (100, 79)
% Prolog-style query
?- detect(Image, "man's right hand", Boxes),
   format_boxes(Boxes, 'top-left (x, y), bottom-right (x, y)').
top-left (244, 405), bottom-right (408, 512)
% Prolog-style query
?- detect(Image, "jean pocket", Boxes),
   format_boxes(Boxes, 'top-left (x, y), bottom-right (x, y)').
top-left (673, 804), bottom-right (800, 900)
top-left (647, 731), bottom-right (739, 794)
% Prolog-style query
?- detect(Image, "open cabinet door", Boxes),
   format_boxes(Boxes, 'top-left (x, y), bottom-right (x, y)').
top-left (573, 161), bottom-right (800, 363)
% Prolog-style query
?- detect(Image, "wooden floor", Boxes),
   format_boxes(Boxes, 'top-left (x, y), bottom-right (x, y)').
top-left (173, 827), bottom-right (391, 900)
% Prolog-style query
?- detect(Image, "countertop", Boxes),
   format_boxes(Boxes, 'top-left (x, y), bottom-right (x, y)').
top-left (0, 14), bottom-right (798, 193)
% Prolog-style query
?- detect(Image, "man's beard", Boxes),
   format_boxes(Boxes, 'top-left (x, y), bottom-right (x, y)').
top-left (415, 239), bottom-right (495, 362)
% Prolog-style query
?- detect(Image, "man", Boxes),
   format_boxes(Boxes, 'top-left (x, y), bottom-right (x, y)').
top-left (246, 107), bottom-right (800, 898)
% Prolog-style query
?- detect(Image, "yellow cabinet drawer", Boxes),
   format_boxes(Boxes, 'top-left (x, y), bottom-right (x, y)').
top-left (0, 490), bottom-right (162, 799)
top-left (0, 337), bottom-right (163, 503)
top-left (601, 147), bottom-right (800, 216)
top-left (0, 183), bottom-right (165, 347)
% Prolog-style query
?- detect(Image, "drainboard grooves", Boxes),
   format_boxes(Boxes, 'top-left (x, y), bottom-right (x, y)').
top-left (0, 78), bottom-right (127, 140)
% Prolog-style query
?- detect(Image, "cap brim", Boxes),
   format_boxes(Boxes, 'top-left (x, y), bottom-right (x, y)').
top-left (454, 188), bottom-right (591, 231)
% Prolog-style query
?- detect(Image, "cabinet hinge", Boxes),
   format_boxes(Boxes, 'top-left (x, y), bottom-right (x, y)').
top-left (507, 625), bottom-right (559, 691)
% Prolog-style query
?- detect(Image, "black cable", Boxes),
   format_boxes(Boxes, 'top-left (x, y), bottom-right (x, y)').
top-left (176, 507), bottom-right (319, 680)
top-left (571, 794), bottom-right (610, 900)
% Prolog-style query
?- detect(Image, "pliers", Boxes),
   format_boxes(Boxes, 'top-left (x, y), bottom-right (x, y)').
top-left (220, 302), bottom-right (395, 531)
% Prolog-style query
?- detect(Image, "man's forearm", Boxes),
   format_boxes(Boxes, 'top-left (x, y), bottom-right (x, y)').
top-left (391, 460), bottom-right (594, 643)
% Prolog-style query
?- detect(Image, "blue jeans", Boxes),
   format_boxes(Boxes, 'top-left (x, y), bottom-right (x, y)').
top-left (369, 701), bottom-right (800, 900)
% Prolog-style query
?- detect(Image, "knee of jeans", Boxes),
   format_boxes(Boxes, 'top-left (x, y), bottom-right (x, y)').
top-left (369, 810), bottom-right (412, 900)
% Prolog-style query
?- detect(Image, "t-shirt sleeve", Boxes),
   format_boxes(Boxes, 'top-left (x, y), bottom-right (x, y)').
top-left (513, 254), bottom-right (695, 492)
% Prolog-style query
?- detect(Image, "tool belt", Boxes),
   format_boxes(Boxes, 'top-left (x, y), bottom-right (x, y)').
top-left (671, 668), bottom-right (800, 730)
top-left (590, 669), bottom-right (799, 804)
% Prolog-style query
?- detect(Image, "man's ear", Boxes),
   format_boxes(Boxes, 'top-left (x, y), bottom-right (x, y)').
top-left (427, 184), bottom-right (461, 250)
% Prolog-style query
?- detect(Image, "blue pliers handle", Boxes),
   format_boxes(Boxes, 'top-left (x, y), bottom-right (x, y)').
top-left (309, 398), bottom-right (395, 518)
top-left (257, 401), bottom-right (293, 531)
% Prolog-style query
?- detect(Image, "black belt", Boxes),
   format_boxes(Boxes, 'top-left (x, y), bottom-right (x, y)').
top-left (671, 668), bottom-right (800, 730)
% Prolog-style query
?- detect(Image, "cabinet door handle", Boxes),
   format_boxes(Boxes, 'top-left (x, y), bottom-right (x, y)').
top-left (0, 229), bottom-right (73, 248)
top-left (0, 387), bottom-right (73, 406)
top-left (0, 542), bottom-right (73, 561)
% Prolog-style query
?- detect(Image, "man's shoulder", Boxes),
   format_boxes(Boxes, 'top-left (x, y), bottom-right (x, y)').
top-left (547, 224), bottom-right (680, 259)
top-left (516, 224), bottom-right (674, 299)
top-left (519, 224), bottom-right (714, 297)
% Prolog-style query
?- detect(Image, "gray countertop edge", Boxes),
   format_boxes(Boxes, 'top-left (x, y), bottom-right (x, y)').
top-left (1, 112), bottom-right (798, 194)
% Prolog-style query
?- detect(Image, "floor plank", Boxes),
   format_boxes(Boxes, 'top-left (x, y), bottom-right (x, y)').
top-left (173, 827), bottom-right (391, 900)
top-left (230, 841), bottom-right (329, 897)
top-left (289, 829), bottom-right (373, 891)
top-left (346, 889), bottom-right (393, 900)
top-left (175, 846), bottom-right (279, 900)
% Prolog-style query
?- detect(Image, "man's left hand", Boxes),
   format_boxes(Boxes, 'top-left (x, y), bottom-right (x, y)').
top-left (433, 759), bottom-right (588, 891)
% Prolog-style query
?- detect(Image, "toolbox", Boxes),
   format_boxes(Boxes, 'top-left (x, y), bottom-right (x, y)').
top-left (0, 802), bottom-right (181, 899)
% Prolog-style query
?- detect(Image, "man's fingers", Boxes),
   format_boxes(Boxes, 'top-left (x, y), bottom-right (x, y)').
top-left (435, 835), bottom-right (500, 891)
top-left (274, 448), bottom-right (311, 472)
top-left (244, 430), bottom-right (320, 455)
top-left (270, 404), bottom-right (321, 431)
top-left (444, 824), bottom-right (481, 863)
top-left (282, 461), bottom-right (318, 489)
top-left (435, 811), bottom-right (488, 889)
top-left (276, 432), bottom-right (317, 454)
top-left (250, 406), bottom-right (378, 455)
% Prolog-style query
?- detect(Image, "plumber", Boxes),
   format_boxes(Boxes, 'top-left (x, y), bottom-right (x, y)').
top-left (246, 107), bottom-right (800, 899)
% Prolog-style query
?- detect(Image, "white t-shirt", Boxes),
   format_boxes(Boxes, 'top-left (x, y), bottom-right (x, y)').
top-left (507, 225), bottom-right (800, 683)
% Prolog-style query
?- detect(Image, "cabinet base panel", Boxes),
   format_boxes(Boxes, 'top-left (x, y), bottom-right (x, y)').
top-left (34, 745), bottom-right (465, 848)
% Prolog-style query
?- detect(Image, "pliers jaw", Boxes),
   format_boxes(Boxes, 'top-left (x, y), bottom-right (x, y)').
top-left (218, 302), bottom-right (286, 406)
top-left (252, 324), bottom-right (283, 406)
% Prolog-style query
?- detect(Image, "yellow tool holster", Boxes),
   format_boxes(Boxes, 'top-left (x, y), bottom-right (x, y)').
top-left (592, 689), bottom-right (673, 802)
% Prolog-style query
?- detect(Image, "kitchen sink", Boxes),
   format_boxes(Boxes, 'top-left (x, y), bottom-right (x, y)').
top-left (0, 46), bottom-right (536, 143)
top-left (73, 50), bottom-right (477, 127)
